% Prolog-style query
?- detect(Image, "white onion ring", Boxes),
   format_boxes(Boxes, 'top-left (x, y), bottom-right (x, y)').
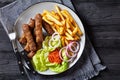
top-left (51, 32), bottom-right (60, 41)
top-left (49, 38), bottom-right (61, 48)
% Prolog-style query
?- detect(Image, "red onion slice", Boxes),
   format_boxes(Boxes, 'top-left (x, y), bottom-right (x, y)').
top-left (59, 47), bottom-right (77, 62)
top-left (59, 47), bottom-right (67, 61)
top-left (68, 41), bottom-right (79, 53)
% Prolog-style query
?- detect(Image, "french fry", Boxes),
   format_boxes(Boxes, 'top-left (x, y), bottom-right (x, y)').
top-left (63, 10), bottom-right (73, 22)
top-left (61, 36), bottom-right (65, 46)
top-left (66, 28), bottom-right (72, 35)
top-left (55, 5), bottom-right (65, 21)
top-left (61, 10), bottom-right (73, 22)
top-left (66, 20), bottom-right (70, 29)
top-left (61, 20), bottom-right (66, 26)
top-left (61, 10), bottom-right (67, 19)
top-left (53, 24), bottom-right (64, 35)
top-left (43, 10), bottom-right (60, 21)
top-left (73, 35), bottom-right (80, 40)
top-left (51, 10), bottom-right (56, 15)
top-left (51, 11), bottom-right (61, 20)
top-left (54, 13), bottom-right (61, 21)
top-left (66, 18), bottom-right (75, 30)
top-left (46, 14), bottom-right (62, 26)
top-left (72, 20), bottom-right (83, 36)
top-left (72, 27), bottom-right (78, 35)
top-left (61, 10), bottom-right (82, 37)
top-left (42, 16), bottom-right (54, 25)
top-left (53, 23), bottom-right (58, 28)
top-left (65, 32), bottom-right (74, 40)
top-left (59, 27), bottom-right (64, 35)
top-left (65, 39), bottom-right (69, 45)
top-left (75, 23), bottom-right (83, 36)
top-left (42, 5), bottom-right (83, 46)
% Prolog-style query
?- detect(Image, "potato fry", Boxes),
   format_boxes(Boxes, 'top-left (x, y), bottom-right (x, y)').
top-left (53, 23), bottom-right (59, 29)
top-left (66, 28), bottom-right (72, 35)
top-left (43, 10), bottom-right (60, 21)
top-left (72, 27), bottom-right (78, 35)
top-left (51, 10), bottom-right (56, 15)
top-left (59, 27), bottom-right (64, 35)
top-left (55, 5), bottom-right (65, 21)
top-left (61, 11), bottom-right (67, 19)
top-left (54, 14), bottom-right (61, 20)
top-left (73, 35), bottom-right (80, 40)
top-left (61, 36), bottom-right (65, 46)
top-left (46, 14), bottom-right (62, 26)
top-left (42, 5), bottom-right (83, 46)
top-left (66, 19), bottom-right (75, 30)
top-left (66, 19), bottom-right (71, 28)
top-left (42, 16), bottom-right (54, 25)
top-left (73, 21), bottom-right (83, 36)
top-left (51, 11), bottom-right (61, 20)
top-left (65, 39), bottom-right (69, 45)
top-left (61, 20), bottom-right (65, 26)
top-left (65, 32), bottom-right (74, 40)
top-left (53, 24), bottom-right (64, 35)
top-left (61, 10), bottom-right (73, 22)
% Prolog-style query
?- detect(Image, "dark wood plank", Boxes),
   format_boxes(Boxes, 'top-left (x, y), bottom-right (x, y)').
top-left (92, 70), bottom-right (120, 80)
top-left (72, 2), bottom-right (120, 48)
top-left (90, 25), bottom-right (120, 32)
top-left (96, 48), bottom-right (120, 64)
top-left (72, 1), bottom-right (120, 80)
top-left (93, 39), bottom-right (120, 47)
top-left (0, 73), bottom-right (28, 80)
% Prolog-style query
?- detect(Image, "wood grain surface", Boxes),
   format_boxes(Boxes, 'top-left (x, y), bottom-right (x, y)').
top-left (72, 0), bottom-right (120, 80)
top-left (0, 0), bottom-right (120, 80)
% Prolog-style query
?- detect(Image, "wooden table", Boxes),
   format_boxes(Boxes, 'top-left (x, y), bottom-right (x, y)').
top-left (0, 0), bottom-right (120, 80)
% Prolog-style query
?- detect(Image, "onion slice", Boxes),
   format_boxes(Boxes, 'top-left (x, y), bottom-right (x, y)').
top-left (51, 32), bottom-right (60, 41)
top-left (59, 41), bottom-right (79, 62)
top-left (66, 49), bottom-right (77, 58)
top-left (68, 41), bottom-right (80, 53)
top-left (49, 38), bottom-right (61, 48)
top-left (59, 47), bottom-right (67, 61)
top-left (49, 32), bottom-right (61, 48)
top-left (59, 47), bottom-right (77, 62)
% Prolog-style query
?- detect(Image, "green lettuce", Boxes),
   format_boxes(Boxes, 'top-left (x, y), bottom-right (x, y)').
top-left (32, 36), bottom-right (68, 73)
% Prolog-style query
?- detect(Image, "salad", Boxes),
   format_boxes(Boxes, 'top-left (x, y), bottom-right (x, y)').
top-left (32, 32), bottom-right (79, 73)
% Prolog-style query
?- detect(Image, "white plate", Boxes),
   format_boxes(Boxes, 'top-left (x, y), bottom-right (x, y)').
top-left (14, 2), bottom-right (85, 75)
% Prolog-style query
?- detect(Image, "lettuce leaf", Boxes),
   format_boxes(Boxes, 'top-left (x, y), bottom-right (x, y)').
top-left (32, 36), bottom-right (68, 73)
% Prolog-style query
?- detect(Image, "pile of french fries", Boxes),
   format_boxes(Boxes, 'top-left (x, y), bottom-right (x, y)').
top-left (42, 5), bottom-right (83, 46)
